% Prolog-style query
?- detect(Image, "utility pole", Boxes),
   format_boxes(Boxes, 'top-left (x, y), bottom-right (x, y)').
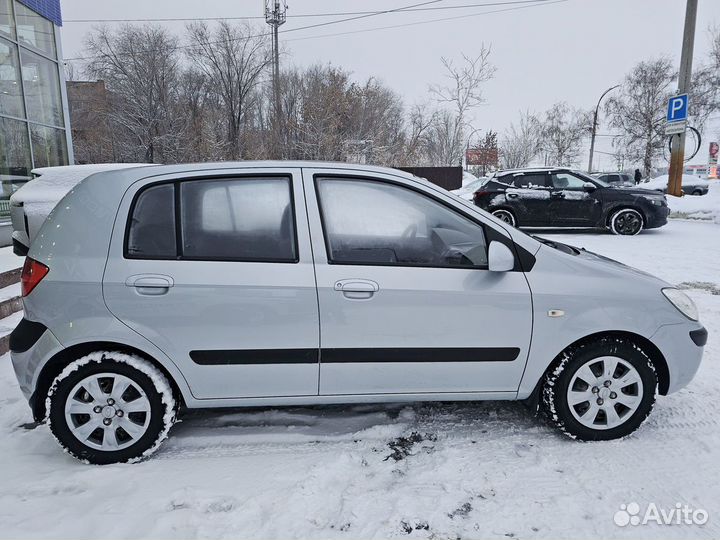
top-left (587, 84), bottom-right (619, 173)
top-left (668, 0), bottom-right (698, 197)
top-left (265, 1), bottom-right (286, 128)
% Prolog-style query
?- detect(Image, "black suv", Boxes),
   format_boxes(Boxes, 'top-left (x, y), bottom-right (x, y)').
top-left (472, 167), bottom-right (669, 235)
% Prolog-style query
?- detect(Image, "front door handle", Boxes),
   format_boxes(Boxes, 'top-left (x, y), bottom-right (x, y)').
top-left (550, 191), bottom-right (565, 199)
top-left (334, 279), bottom-right (379, 299)
top-left (125, 274), bottom-right (174, 295)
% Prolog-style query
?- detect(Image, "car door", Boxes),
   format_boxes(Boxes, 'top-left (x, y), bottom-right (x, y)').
top-left (548, 172), bottom-right (603, 226)
top-left (504, 172), bottom-right (552, 226)
top-left (103, 168), bottom-right (320, 400)
top-left (302, 168), bottom-right (533, 396)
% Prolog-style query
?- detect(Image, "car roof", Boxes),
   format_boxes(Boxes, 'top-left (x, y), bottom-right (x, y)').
top-left (492, 166), bottom-right (571, 176)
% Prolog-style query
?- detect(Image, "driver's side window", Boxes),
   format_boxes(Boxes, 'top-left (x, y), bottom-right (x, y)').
top-left (316, 178), bottom-right (487, 268)
top-left (551, 173), bottom-right (588, 190)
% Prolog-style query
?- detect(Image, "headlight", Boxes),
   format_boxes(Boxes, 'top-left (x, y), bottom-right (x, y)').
top-left (642, 194), bottom-right (666, 206)
top-left (662, 288), bottom-right (699, 321)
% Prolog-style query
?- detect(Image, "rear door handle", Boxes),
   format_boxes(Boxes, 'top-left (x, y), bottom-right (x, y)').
top-left (334, 279), bottom-right (379, 299)
top-left (507, 193), bottom-right (518, 199)
top-left (125, 274), bottom-right (174, 295)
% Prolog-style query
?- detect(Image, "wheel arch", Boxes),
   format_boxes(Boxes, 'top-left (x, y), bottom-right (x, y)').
top-left (525, 330), bottom-right (670, 409)
top-left (605, 204), bottom-right (647, 227)
top-left (31, 341), bottom-right (188, 422)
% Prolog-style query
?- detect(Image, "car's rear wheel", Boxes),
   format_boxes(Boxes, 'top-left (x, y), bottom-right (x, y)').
top-left (47, 352), bottom-right (177, 464)
top-left (542, 337), bottom-right (657, 440)
top-left (609, 208), bottom-right (643, 235)
top-left (691, 189), bottom-right (703, 196)
top-left (492, 209), bottom-right (516, 227)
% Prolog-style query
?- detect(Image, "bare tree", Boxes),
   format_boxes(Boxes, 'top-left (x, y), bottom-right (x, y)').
top-left (499, 110), bottom-right (542, 169)
top-left (605, 57), bottom-right (674, 176)
top-left (84, 25), bottom-right (187, 163)
top-left (427, 48), bottom-right (495, 165)
top-left (540, 102), bottom-right (591, 166)
top-left (186, 21), bottom-right (271, 159)
top-left (688, 26), bottom-right (720, 133)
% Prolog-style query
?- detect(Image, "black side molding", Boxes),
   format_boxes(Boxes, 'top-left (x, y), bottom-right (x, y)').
top-left (322, 347), bottom-right (520, 363)
top-left (190, 348), bottom-right (319, 365)
top-left (9, 318), bottom-right (48, 353)
top-left (190, 347), bottom-right (521, 365)
top-left (690, 327), bottom-right (708, 347)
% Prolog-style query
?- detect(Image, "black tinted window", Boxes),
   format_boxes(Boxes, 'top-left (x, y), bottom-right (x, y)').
top-left (512, 174), bottom-right (549, 188)
top-left (180, 177), bottom-right (296, 261)
top-left (127, 184), bottom-right (176, 258)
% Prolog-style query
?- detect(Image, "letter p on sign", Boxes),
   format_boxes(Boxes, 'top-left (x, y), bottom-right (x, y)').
top-left (667, 94), bottom-right (688, 123)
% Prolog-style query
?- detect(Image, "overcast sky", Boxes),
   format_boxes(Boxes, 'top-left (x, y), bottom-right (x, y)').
top-left (58, 0), bottom-right (720, 170)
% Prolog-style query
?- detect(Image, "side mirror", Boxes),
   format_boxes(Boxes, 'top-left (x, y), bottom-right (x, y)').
top-left (488, 241), bottom-right (515, 272)
top-left (582, 182), bottom-right (597, 192)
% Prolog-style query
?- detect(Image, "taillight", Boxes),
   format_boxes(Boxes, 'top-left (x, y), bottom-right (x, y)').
top-left (473, 190), bottom-right (488, 201)
top-left (21, 257), bottom-right (49, 297)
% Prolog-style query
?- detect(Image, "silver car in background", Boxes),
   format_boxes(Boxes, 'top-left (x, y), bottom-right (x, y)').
top-left (9, 164), bottom-right (147, 255)
top-left (9, 162), bottom-right (706, 464)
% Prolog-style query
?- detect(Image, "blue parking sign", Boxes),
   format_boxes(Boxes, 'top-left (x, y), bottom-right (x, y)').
top-left (667, 94), bottom-right (688, 123)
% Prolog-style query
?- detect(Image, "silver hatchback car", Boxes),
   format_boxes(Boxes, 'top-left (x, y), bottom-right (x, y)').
top-left (10, 162), bottom-right (706, 464)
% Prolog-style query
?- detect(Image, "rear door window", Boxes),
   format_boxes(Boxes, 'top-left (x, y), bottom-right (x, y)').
top-left (180, 177), bottom-right (296, 262)
top-left (126, 177), bottom-right (297, 262)
top-left (512, 174), bottom-right (550, 188)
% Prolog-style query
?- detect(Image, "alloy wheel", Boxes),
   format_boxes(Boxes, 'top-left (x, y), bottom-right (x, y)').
top-left (612, 210), bottom-right (643, 235)
top-left (492, 209), bottom-right (516, 227)
top-left (64, 373), bottom-right (151, 451)
top-left (566, 356), bottom-right (644, 430)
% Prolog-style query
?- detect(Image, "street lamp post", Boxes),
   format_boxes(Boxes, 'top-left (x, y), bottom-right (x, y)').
top-left (587, 84), bottom-right (620, 173)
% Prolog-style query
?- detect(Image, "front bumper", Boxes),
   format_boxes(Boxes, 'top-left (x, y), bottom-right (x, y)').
top-left (645, 204), bottom-right (670, 229)
top-left (650, 322), bottom-right (706, 394)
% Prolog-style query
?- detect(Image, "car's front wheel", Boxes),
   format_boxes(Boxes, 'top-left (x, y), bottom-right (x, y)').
top-left (691, 189), bottom-right (703, 196)
top-left (47, 352), bottom-right (177, 464)
top-left (491, 209), bottom-right (516, 227)
top-left (542, 336), bottom-right (657, 440)
top-left (609, 208), bottom-right (643, 235)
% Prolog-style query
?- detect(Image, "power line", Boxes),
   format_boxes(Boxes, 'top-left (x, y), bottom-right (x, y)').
top-left (64, 0), bottom-right (443, 61)
top-left (63, 0), bottom-right (564, 62)
top-left (63, 0), bottom-right (557, 24)
top-left (283, 0), bottom-right (567, 43)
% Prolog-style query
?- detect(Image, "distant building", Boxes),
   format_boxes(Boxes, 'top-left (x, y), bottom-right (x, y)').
top-left (0, 0), bottom-right (72, 225)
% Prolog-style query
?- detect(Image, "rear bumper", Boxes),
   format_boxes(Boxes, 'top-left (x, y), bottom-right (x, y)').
top-left (11, 231), bottom-right (28, 256)
top-left (650, 322), bottom-right (706, 394)
top-left (10, 318), bottom-right (63, 402)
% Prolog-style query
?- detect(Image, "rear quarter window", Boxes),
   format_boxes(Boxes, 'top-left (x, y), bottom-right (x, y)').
top-left (126, 184), bottom-right (177, 258)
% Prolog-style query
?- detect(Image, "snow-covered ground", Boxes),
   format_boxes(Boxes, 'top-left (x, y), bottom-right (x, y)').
top-left (666, 181), bottom-right (720, 223)
top-left (0, 220), bottom-right (718, 539)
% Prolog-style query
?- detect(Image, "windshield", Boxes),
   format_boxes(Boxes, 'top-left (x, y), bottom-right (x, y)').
top-left (572, 170), bottom-right (610, 187)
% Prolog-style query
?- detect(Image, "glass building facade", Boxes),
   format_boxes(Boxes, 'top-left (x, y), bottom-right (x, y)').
top-left (0, 0), bottom-right (71, 220)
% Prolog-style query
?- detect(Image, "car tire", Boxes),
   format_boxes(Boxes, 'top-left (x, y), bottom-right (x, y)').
top-left (692, 189), bottom-right (702, 196)
top-left (47, 352), bottom-right (177, 464)
top-left (542, 336), bottom-right (657, 441)
top-left (491, 209), bottom-right (516, 227)
top-left (609, 208), bottom-right (643, 235)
